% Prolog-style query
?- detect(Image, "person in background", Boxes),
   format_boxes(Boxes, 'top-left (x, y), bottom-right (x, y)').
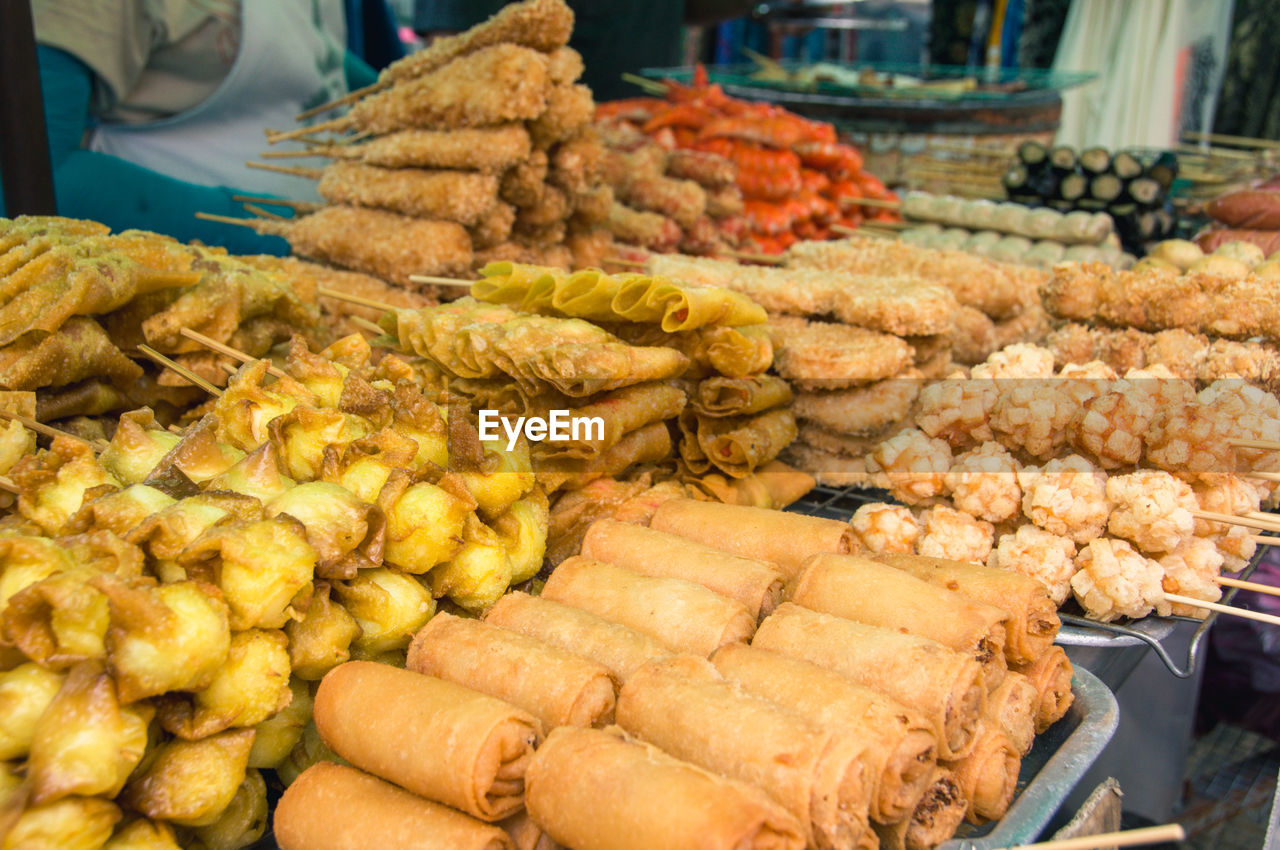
top-left (1, 0), bottom-right (403, 254)
top-left (414, 0), bottom-right (756, 102)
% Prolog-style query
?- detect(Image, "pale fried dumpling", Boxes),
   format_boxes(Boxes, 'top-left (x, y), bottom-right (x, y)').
top-left (188, 768), bottom-right (268, 850)
top-left (156, 629), bottom-right (292, 741)
top-left (247, 677), bottom-right (313, 769)
top-left (284, 582), bottom-right (361, 681)
top-left (270, 407), bottom-right (370, 482)
top-left (27, 663), bottom-right (153, 804)
top-left (98, 411), bottom-right (181, 486)
top-left (102, 818), bottom-right (183, 850)
top-left (0, 535), bottom-right (74, 615)
top-left (66, 485), bottom-right (175, 538)
top-left (3, 795), bottom-right (121, 850)
top-left (127, 493), bottom-right (262, 562)
top-left (204, 443), bottom-right (295, 503)
top-left (459, 439), bottom-right (536, 518)
top-left (328, 427), bottom-right (419, 505)
top-left (266, 482), bottom-right (379, 577)
top-left (492, 490), bottom-right (549, 584)
top-left (390, 385), bottom-right (449, 468)
top-left (380, 476), bottom-right (472, 574)
top-left (120, 728), bottom-right (255, 828)
top-left (3, 569), bottom-right (110, 668)
top-left (148, 417), bottom-right (245, 486)
top-left (428, 513), bottom-right (514, 611)
top-left (0, 662), bottom-right (64, 760)
top-left (212, 361), bottom-right (315, 452)
top-left (12, 437), bottom-right (121, 535)
top-left (0, 419), bottom-right (36, 477)
top-left (333, 568), bottom-right (436, 655)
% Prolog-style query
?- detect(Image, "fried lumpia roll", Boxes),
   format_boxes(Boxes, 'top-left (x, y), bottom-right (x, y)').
top-left (581, 519), bottom-right (784, 621)
top-left (649, 498), bottom-right (856, 580)
top-left (872, 767), bottom-right (968, 850)
top-left (500, 810), bottom-right (560, 850)
top-left (1011, 646), bottom-right (1074, 733)
top-left (313, 661), bottom-right (539, 821)
top-left (527, 725), bottom-right (805, 850)
top-left (617, 657), bottom-right (872, 850)
top-left (533, 382), bottom-right (686, 460)
top-left (484, 592), bottom-right (673, 681)
top-left (985, 672), bottom-right (1038, 755)
top-left (275, 763), bottom-right (514, 850)
top-left (406, 612), bottom-right (617, 731)
top-left (754, 603), bottom-right (985, 761)
top-left (693, 375), bottom-right (794, 417)
top-left (940, 721), bottom-right (1020, 824)
top-left (711, 644), bottom-right (937, 825)
top-left (542, 557), bottom-right (754, 655)
top-left (869, 553), bottom-right (1060, 664)
top-left (788, 554), bottom-right (1009, 689)
top-left (693, 408), bottom-right (799, 479)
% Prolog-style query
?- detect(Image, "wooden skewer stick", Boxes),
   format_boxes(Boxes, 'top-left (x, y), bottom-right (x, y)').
top-left (266, 118), bottom-right (351, 145)
top-left (1217, 575), bottom-right (1280, 598)
top-left (1192, 509), bottom-right (1280, 533)
top-left (1183, 131), bottom-right (1280, 150)
top-left (231, 196), bottom-right (323, 214)
top-left (0, 475), bottom-right (18, 495)
top-left (1004, 823), bottom-right (1185, 850)
top-left (408, 275), bottom-right (474, 287)
top-left (246, 161), bottom-right (323, 180)
top-left (220, 362), bottom-right (239, 376)
top-left (316, 286), bottom-right (396, 313)
top-left (179, 328), bottom-right (288, 380)
top-left (831, 224), bottom-right (892, 239)
top-left (137, 345), bottom-right (223, 397)
top-left (1228, 437), bottom-right (1280, 451)
top-left (295, 81), bottom-right (387, 122)
top-left (241, 203), bottom-right (288, 221)
top-left (839, 196), bottom-right (902, 210)
top-left (1250, 534), bottom-right (1280, 545)
top-left (603, 256), bottom-right (646, 268)
top-left (348, 316), bottom-right (388, 336)
top-left (620, 72), bottom-right (668, 95)
top-left (194, 212), bottom-right (286, 236)
top-left (720, 249), bottom-right (784, 265)
top-left (1165, 593), bottom-right (1280, 627)
top-left (0, 409), bottom-right (105, 451)
top-left (1244, 470), bottom-right (1280, 483)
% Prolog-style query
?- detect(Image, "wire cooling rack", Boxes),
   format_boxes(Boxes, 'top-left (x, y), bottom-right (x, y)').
top-left (784, 482), bottom-right (1267, 678)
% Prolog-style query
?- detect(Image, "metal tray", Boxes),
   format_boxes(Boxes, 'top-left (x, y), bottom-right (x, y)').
top-left (785, 482), bottom-right (1265, 679)
top-left (943, 668), bottom-right (1119, 849)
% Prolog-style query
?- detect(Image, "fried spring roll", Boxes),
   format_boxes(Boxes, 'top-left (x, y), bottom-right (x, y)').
top-left (788, 554), bottom-right (1009, 690)
top-left (693, 375), bottom-right (794, 417)
top-left (985, 672), bottom-right (1038, 755)
top-left (406, 612), bottom-right (616, 731)
top-left (871, 767), bottom-right (968, 850)
top-left (754, 604), bottom-right (985, 761)
top-left (649, 498), bottom-right (856, 580)
top-left (712, 644), bottom-right (938, 825)
top-left (692, 408), bottom-right (799, 479)
top-left (869, 553), bottom-right (1061, 664)
top-left (541, 557), bottom-right (754, 655)
top-left (1010, 646), bottom-right (1074, 733)
top-left (526, 725), bottom-right (805, 850)
top-left (581, 519), bottom-right (784, 622)
top-left (484, 592), bottom-right (672, 682)
top-left (275, 763), bottom-right (514, 850)
top-left (312, 662), bottom-right (539, 821)
top-left (940, 721), bottom-right (1020, 824)
top-left (617, 657), bottom-right (873, 850)
top-left (499, 810), bottom-right (560, 850)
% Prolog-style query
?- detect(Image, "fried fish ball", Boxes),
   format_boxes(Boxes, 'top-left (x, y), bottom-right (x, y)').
top-left (3, 795), bottom-right (120, 850)
top-left (427, 514), bottom-right (513, 612)
top-left (0, 662), bottom-right (64, 760)
top-left (990, 379), bottom-right (1078, 460)
top-left (945, 442), bottom-right (1022, 523)
top-left (917, 505), bottom-right (995, 563)
top-left (3, 569), bottom-right (110, 668)
top-left (867, 428), bottom-right (953, 505)
top-left (1158, 537), bottom-right (1224, 618)
top-left (1068, 385), bottom-right (1154, 469)
top-left (491, 490), bottom-right (549, 584)
top-left (1198, 379), bottom-right (1280, 475)
top-left (850, 503), bottom-right (919, 553)
top-left (28, 663), bottom-right (153, 804)
top-left (179, 517), bottom-right (316, 631)
top-left (1105, 470), bottom-right (1196, 554)
top-left (102, 818), bottom-right (182, 850)
top-left (284, 582), bottom-right (362, 681)
top-left (988, 525), bottom-right (1077, 606)
top-left (248, 678), bottom-right (313, 770)
top-left (121, 729), bottom-right (255, 828)
top-left (266, 483), bottom-right (377, 577)
top-left (333, 568), bottom-right (436, 656)
top-left (381, 479), bottom-right (471, 574)
top-left (98, 413), bottom-right (181, 486)
top-left (1018, 455), bottom-right (1110, 544)
top-left (1144, 402), bottom-right (1237, 484)
top-left (157, 629), bottom-right (292, 741)
top-left (189, 768), bottom-right (268, 850)
top-left (94, 578), bottom-right (231, 703)
top-left (1070, 538), bottom-right (1168, 622)
top-left (460, 440), bottom-right (536, 518)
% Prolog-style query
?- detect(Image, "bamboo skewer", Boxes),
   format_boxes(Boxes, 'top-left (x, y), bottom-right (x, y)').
top-left (1005, 823), bottom-right (1185, 850)
top-left (1165, 593), bottom-right (1280, 627)
top-left (294, 82), bottom-right (386, 122)
top-left (1250, 534), bottom-right (1280, 546)
top-left (316, 286), bottom-right (396, 313)
top-left (1228, 438), bottom-right (1280, 451)
top-left (178, 328), bottom-right (288, 380)
top-left (137, 345), bottom-right (223, 397)
top-left (839, 196), bottom-right (902, 210)
top-left (1245, 471), bottom-right (1280, 483)
top-left (231, 196), bottom-right (322, 213)
top-left (1217, 576), bottom-right (1280, 598)
top-left (241, 203), bottom-right (288, 221)
top-left (0, 475), bottom-right (18, 495)
top-left (0, 409), bottom-right (106, 451)
top-left (194, 212), bottom-right (282, 235)
top-left (720, 249), bottom-right (783, 265)
top-left (603, 257), bottom-right (646, 268)
top-left (259, 147), bottom-right (338, 160)
top-left (408, 275), bottom-right (475, 287)
top-left (1193, 510), bottom-right (1280, 533)
top-left (1183, 131), bottom-right (1280, 150)
top-left (246, 161), bottom-right (322, 180)
top-left (348, 316), bottom-right (388, 336)
top-left (266, 118), bottom-right (351, 145)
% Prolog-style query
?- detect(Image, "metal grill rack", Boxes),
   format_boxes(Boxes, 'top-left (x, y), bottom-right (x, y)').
top-left (785, 482), bottom-right (1267, 679)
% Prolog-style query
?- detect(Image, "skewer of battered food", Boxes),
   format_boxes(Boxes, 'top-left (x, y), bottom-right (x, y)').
top-left (195, 208), bottom-right (473, 283)
top-left (0, 408), bottom-right (104, 450)
top-left (295, 0), bottom-right (574, 120)
top-left (261, 125), bottom-right (533, 172)
top-left (268, 45), bottom-right (552, 143)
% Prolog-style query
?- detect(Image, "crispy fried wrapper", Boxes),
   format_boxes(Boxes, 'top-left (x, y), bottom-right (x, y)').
top-left (0, 317), bottom-right (142, 391)
top-left (121, 728), bottom-right (256, 827)
top-left (693, 375), bottom-right (793, 417)
top-left (682, 408), bottom-right (798, 479)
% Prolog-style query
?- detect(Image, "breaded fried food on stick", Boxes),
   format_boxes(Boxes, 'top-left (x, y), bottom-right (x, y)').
top-left (317, 162), bottom-right (499, 225)
top-left (529, 84), bottom-right (594, 150)
top-left (297, 125), bottom-right (532, 172)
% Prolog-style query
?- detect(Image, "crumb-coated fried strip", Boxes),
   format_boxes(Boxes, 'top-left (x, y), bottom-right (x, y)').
top-left (547, 45), bottom-right (584, 84)
top-left (289, 206), bottom-right (473, 283)
top-left (501, 150), bottom-right (549, 207)
top-left (605, 203), bottom-right (681, 252)
top-left (468, 202), bottom-right (517, 250)
top-left (529, 84), bottom-right (594, 150)
top-left (665, 149), bottom-right (737, 188)
top-left (338, 125), bottom-right (532, 171)
top-left (318, 162), bottom-right (499, 225)
top-left (616, 174), bottom-right (706, 230)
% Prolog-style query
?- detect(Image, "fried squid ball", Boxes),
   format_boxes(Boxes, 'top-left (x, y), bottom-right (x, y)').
top-left (1071, 539), bottom-right (1169, 622)
top-left (988, 525), bottom-right (1078, 605)
top-left (867, 428), bottom-right (953, 505)
top-left (1105, 470), bottom-right (1196, 554)
top-left (914, 378), bottom-right (998, 448)
top-left (850, 503), bottom-right (919, 553)
top-left (945, 441), bottom-right (1022, 522)
top-left (248, 678), bottom-right (313, 770)
top-left (1018, 455), bottom-right (1110, 544)
top-left (1145, 402), bottom-right (1237, 484)
top-left (0, 662), bottom-right (64, 760)
top-left (1068, 384), bottom-right (1154, 469)
top-left (1158, 537), bottom-right (1224, 618)
top-left (333, 567), bottom-right (436, 656)
top-left (970, 343), bottom-right (1056, 380)
top-left (990, 380), bottom-right (1077, 460)
top-left (4, 796), bottom-right (120, 850)
top-left (121, 729), bottom-right (255, 828)
top-left (917, 505), bottom-right (995, 563)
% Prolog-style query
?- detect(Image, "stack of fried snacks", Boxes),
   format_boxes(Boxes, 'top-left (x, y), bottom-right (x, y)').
top-left (263, 0), bottom-right (615, 279)
top-left (0, 331), bottom-right (553, 846)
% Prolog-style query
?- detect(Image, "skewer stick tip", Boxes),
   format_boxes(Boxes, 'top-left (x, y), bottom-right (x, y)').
top-left (407, 275), bottom-right (475, 287)
top-left (137, 344), bottom-right (223, 398)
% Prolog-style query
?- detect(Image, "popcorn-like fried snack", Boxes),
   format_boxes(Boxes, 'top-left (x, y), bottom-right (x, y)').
top-left (850, 503), bottom-right (919, 554)
top-left (988, 525), bottom-right (1077, 606)
top-left (1105, 470), bottom-right (1196, 554)
top-left (1070, 539), bottom-right (1168, 622)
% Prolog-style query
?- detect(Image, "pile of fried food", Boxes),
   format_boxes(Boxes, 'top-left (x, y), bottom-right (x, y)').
top-left (833, 341), bottom-right (1278, 623)
top-left (596, 66), bottom-right (900, 254)
top-left (272, 501), bottom-right (1073, 850)
top-left (0, 328), bottom-right (560, 848)
top-left (250, 0), bottom-right (615, 283)
top-left (0, 215), bottom-right (428, 426)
